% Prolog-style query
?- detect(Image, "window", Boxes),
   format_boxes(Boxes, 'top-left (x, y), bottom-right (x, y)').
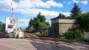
top-left (8, 25), bottom-right (13, 28)
top-left (10, 19), bottom-right (15, 24)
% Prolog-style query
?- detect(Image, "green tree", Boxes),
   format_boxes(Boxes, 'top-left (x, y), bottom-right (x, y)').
top-left (77, 12), bottom-right (89, 32)
top-left (0, 22), bottom-right (5, 32)
top-left (38, 22), bottom-right (49, 31)
top-left (57, 13), bottom-right (65, 18)
top-left (28, 13), bottom-right (49, 33)
top-left (37, 13), bottom-right (45, 22)
top-left (71, 3), bottom-right (81, 18)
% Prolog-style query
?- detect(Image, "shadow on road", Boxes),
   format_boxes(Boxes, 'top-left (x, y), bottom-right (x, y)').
top-left (31, 41), bottom-right (75, 50)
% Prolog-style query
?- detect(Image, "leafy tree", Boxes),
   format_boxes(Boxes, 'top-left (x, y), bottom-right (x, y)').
top-left (0, 22), bottom-right (5, 32)
top-left (77, 12), bottom-right (89, 32)
top-left (29, 18), bottom-right (39, 32)
top-left (57, 13), bottom-right (65, 18)
top-left (38, 22), bottom-right (49, 31)
top-left (37, 13), bottom-right (45, 22)
top-left (71, 3), bottom-right (81, 18)
top-left (28, 13), bottom-right (49, 33)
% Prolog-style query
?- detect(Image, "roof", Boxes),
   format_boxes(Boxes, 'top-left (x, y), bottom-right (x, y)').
top-left (51, 17), bottom-right (75, 20)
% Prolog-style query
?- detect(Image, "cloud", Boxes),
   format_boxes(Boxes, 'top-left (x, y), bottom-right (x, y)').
top-left (81, 0), bottom-right (88, 5)
top-left (18, 18), bottom-right (30, 27)
top-left (0, 0), bottom-right (17, 11)
top-left (14, 0), bottom-right (63, 9)
top-left (0, 0), bottom-right (63, 17)
top-left (0, 0), bottom-right (68, 27)
top-left (72, 0), bottom-right (79, 3)
top-left (31, 0), bottom-right (51, 8)
top-left (16, 8), bottom-right (70, 17)
top-left (72, 0), bottom-right (89, 5)
top-left (0, 0), bottom-right (64, 12)
top-left (46, 0), bottom-right (63, 7)
top-left (0, 0), bottom-right (69, 17)
top-left (17, 9), bottom-right (70, 27)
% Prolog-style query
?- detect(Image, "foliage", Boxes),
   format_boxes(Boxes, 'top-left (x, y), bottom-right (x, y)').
top-left (36, 31), bottom-right (48, 37)
top-left (28, 13), bottom-right (49, 33)
top-left (71, 3), bottom-right (81, 18)
top-left (37, 13), bottom-right (45, 22)
top-left (57, 13), bottom-right (66, 18)
top-left (77, 12), bottom-right (89, 31)
top-left (38, 22), bottom-right (49, 31)
top-left (0, 22), bottom-right (5, 32)
top-left (64, 29), bottom-right (84, 41)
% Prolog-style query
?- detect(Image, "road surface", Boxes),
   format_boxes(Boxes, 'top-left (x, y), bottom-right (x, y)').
top-left (0, 38), bottom-right (89, 50)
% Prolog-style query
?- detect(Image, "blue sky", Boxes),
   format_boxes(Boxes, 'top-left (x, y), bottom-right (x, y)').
top-left (0, 0), bottom-right (89, 28)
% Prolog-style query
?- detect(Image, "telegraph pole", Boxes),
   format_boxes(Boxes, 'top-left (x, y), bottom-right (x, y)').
top-left (11, 1), bottom-right (14, 16)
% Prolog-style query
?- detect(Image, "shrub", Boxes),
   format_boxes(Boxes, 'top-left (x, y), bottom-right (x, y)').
top-left (35, 31), bottom-right (48, 37)
top-left (64, 29), bottom-right (84, 41)
top-left (0, 22), bottom-right (5, 32)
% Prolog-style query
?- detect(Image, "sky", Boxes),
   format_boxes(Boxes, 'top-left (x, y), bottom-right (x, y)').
top-left (0, 0), bottom-right (89, 28)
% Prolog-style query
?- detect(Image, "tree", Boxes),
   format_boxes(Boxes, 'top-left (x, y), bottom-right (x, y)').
top-left (0, 22), bottom-right (5, 32)
top-left (38, 22), bottom-right (49, 31)
top-left (37, 13), bottom-right (45, 22)
top-left (29, 18), bottom-right (39, 32)
top-left (71, 3), bottom-right (81, 18)
top-left (77, 12), bottom-right (89, 32)
top-left (28, 13), bottom-right (49, 33)
top-left (57, 13), bottom-right (65, 18)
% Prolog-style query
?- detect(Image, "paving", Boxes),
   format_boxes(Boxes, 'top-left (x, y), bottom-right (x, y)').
top-left (0, 38), bottom-right (89, 50)
top-left (0, 38), bottom-right (36, 50)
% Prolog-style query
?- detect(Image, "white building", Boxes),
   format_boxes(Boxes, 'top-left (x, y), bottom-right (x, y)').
top-left (5, 16), bottom-right (18, 37)
top-left (5, 16), bottom-right (24, 38)
top-left (5, 2), bottom-right (24, 38)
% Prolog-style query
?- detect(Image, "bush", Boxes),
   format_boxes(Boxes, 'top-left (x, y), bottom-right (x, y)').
top-left (64, 29), bottom-right (84, 41)
top-left (0, 22), bottom-right (5, 32)
top-left (35, 31), bottom-right (48, 37)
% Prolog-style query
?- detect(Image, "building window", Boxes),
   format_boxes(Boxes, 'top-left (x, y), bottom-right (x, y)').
top-left (8, 25), bottom-right (13, 28)
top-left (10, 19), bottom-right (15, 24)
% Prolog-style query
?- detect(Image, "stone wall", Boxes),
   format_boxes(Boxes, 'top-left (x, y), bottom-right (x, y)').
top-left (51, 18), bottom-right (78, 35)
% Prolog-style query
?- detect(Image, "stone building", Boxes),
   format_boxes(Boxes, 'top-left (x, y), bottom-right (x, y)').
top-left (51, 15), bottom-right (89, 40)
top-left (51, 15), bottom-right (78, 35)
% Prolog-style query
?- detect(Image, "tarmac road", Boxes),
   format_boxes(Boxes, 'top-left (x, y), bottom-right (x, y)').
top-left (0, 38), bottom-right (89, 50)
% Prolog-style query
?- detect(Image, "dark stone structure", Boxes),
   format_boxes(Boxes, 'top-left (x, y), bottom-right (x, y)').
top-left (51, 16), bottom-right (78, 35)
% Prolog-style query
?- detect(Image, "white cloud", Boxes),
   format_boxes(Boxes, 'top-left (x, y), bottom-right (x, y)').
top-left (81, 0), bottom-right (88, 5)
top-left (0, 0), bottom-right (67, 27)
top-left (18, 18), bottom-right (30, 27)
top-left (17, 9), bottom-right (70, 27)
top-left (0, 0), bottom-right (64, 12)
top-left (0, 0), bottom-right (69, 17)
top-left (16, 8), bottom-right (70, 17)
top-left (16, 0), bottom-right (63, 9)
top-left (61, 12), bottom-right (70, 16)
top-left (31, 0), bottom-right (50, 8)
top-left (72, 0), bottom-right (89, 5)
top-left (0, 0), bottom-right (17, 12)
top-left (46, 0), bottom-right (63, 7)
top-left (72, 0), bottom-right (79, 3)
top-left (0, 0), bottom-right (63, 8)
top-left (16, 8), bottom-right (58, 17)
